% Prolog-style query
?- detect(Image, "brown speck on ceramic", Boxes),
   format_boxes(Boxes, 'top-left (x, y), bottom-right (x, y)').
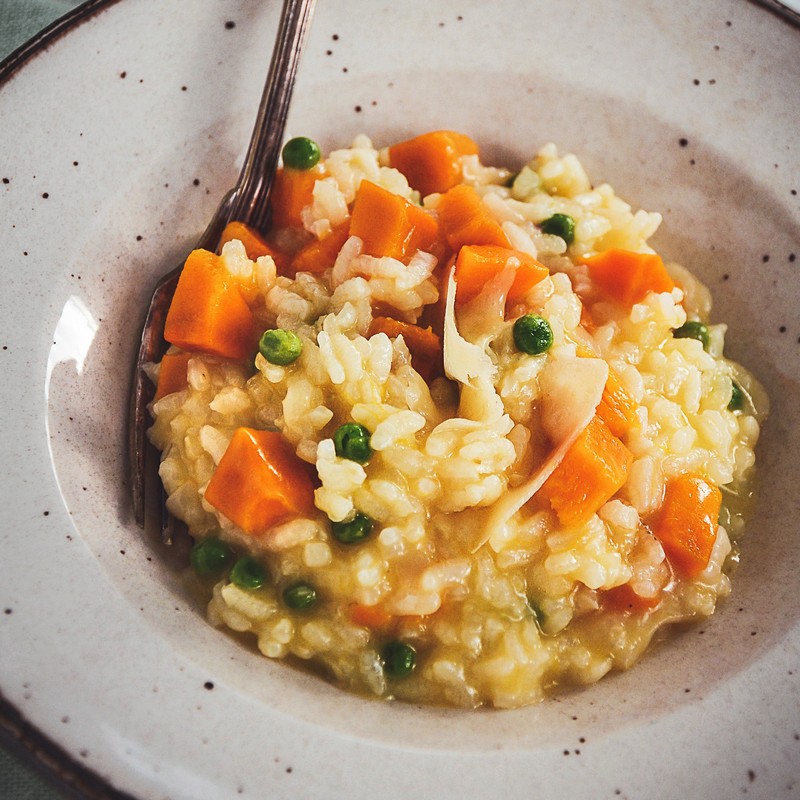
top-left (2, 177), bottom-right (9, 184)
top-left (789, 253), bottom-right (796, 262)
top-left (225, 20), bottom-right (236, 30)
top-left (325, 49), bottom-right (332, 55)
top-left (204, 681), bottom-right (214, 690)
top-left (43, 511), bottom-right (49, 516)
top-left (457, 15), bottom-right (463, 20)
top-left (726, 19), bottom-right (732, 26)
top-left (708, 78), bottom-right (716, 84)
top-left (563, 749), bottom-right (570, 756)
top-left (779, 326), bottom-right (786, 333)
top-left (181, 85), bottom-right (187, 92)
top-left (792, 189), bottom-right (798, 196)
top-left (41, 192), bottom-right (49, 199)
top-left (679, 137), bottom-right (689, 147)
top-left (722, 273), bottom-right (730, 281)
top-left (3, 608), bottom-right (11, 615)
top-left (72, 161), bottom-right (78, 166)
top-left (439, 21), bottom-right (445, 27)
top-left (119, 70), bottom-right (126, 79)
top-left (693, 78), bottom-right (700, 85)
top-left (689, 159), bottom-right (696, 165)
top-left (193, 178), bottom-right (200, 186)
top-left (61, 716), bottom-right (69, 723)
top-left (342, 67), bottom-right (348, 73)
top-left (762, 254), bottom-right (770, 263)
top-left (285, 767), bottom-right (293, 774)
top-left (135, 235), bottom-right (143, 241)
top-left (354, 105), bottom-right (362, 113)
top-left (79, 749), bottom-right (89, 758)
top-left (747, 769), bottom-right (756, 782)
top-left (713, 44), bottom-right (720, 51)
top-left (332, 34), bottom-right (339, 41)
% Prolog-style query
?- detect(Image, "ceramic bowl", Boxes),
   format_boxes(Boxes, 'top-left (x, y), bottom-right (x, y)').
top-left (1, 2), bottom-right (798, 798)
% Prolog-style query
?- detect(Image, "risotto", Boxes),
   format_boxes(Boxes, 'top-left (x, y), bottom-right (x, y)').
top-left (147, 131), bottom-right (766, 709)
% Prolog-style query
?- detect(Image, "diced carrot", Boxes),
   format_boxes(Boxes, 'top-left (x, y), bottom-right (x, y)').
top-left (651, 473), bottom-right (721, 578)
top-left (271, 165), bottom-right (325, 228)
top-left (539, 416), bottom-right (633, 527)
top-left (596, 368), bottom-right (638, 438)
top-left (368, 316), bottom-right (442, 381)
top-left (219, 221), bottom-right (270, 260)
top-left (581, 248), bottom-right (675, 308)
top-left (218, 220), bottom-right (290, 277)
top-left (153, 351), bottom-right (192, 401)
top-left (437, 184), bottom-right (509, 251)
top-left (288, 221), bottom-right (350, 276)
top-left (454, 244), bottom-right (548, 307)
top-left (388, 130), bottom-right (480, 198)
top-left (204, 428), bottom-right (315, 536)
top-left (604, 583), bottom-right (662, 612)
top-left (349, 603), bottom-right (393, 629)
top-left (349, 180), bottom-right (439, 262)
top-left (164, 249), bottom-right (258, 360)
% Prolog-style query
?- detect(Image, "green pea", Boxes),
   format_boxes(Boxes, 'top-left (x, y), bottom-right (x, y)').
top-left (526, 597), bottom-right (545, 629)
top-left (258, 329), bottom-right (302, 365)
top-left (728, 380), bottom-right (745, 412)
top-left (281, 136), bottom-right (321, 170)
top-left (190, 537), bottom-right (234, 576)
top-left (513, 314), bottom-right (553, 355)
top-left (540, 213), bottom-right (576, 245)
top-left (330, 512), bottom-right (374, 545)
top-left (333, 423), bottom-right (372, 463)
top-left (673, 320), bottom-right (710, 351)
top-left (230, 556), bottom-right (267, 590)
top-left (381, 641), bottom-right (416, 679)
top-left (282, 581), bottom-right (318, 610)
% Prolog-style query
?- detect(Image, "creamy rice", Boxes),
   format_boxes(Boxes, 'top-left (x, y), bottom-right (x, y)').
top-left (148, 133), bottom-right (766, 708)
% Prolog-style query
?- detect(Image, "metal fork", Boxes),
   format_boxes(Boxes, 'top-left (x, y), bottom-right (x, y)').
top-left (129, 0), bottom-right (317, 538)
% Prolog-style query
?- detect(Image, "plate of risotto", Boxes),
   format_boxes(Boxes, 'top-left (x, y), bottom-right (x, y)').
top-left (1, 2), bottom-right (798, 799)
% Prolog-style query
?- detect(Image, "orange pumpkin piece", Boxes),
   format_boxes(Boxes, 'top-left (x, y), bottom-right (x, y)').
top-left (219, 221), bottom-right (271, 260)
top-left (581, 248), bottom-right (675, 308)
top-left (349, 180), bottom-right (439, 262)
top-left (164, 249), bottom-right (258, 360)
top-left (388, 130), bottom-right (479, 197)
top-left (651, 473), bottom-right (722, 578)
top-left (204, 428), bottom-right (316, 536)
top-left (348, 603), bottom-right (394, 630)
top-left (368, 316), bottom-right (442, 381)
top-left (288, 220), bottom-right (351, 276)
top-left (539, 415), bottom-right (633, 528)
top-left (454, 244), bottom-right (548, 307)
top-left (437, 184), bottom-right (509, 251)
top-left (270, 165), bottom-right (325, 228)
top-left (596, 368), bottom-right (639, 438)
top-left (153, 351), bottom-right (192, 402)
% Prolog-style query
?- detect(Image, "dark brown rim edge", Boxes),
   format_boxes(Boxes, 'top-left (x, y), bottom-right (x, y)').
top-left (749, 0), bottom-right (800, 26)
top-left (0, 691), bottom-right (138, 800)
top-left (0, 10), bottom-right (133, 800)
top-left (0, 0), bottom-right (122, 83)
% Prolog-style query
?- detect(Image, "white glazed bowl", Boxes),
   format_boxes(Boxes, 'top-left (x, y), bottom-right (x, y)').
top-left (1, 2), bottom-right (798, 798)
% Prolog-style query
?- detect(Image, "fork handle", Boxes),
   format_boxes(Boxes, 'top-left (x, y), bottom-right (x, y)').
top-left (229, 0), bottom-right (317, 233)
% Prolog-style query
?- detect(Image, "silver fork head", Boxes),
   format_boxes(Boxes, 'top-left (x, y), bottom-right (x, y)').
top-left (128, 0), bottom-right (317, 540)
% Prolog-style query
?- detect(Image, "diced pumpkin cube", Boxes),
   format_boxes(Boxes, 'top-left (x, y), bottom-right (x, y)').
top-left (164, 249), bottom-right (258, 360)
top-left (204, 428), bottom-right (316, 536)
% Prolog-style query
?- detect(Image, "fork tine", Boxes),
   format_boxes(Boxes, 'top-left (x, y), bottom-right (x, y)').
top-left (129, 268), bottom-right (181, 528)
